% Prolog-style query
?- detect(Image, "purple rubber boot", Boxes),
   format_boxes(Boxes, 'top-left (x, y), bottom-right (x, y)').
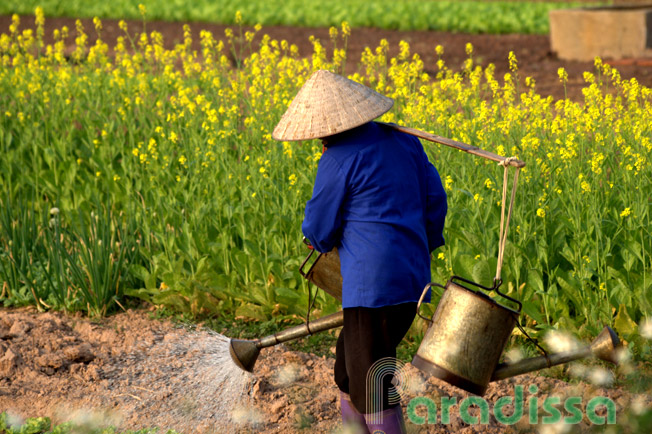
top-left (364, 405), bottom-right (406, 434)
top-left (340, 391), bottom-right (369, 433)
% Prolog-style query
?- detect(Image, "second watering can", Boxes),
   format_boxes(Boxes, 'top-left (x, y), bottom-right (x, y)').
top-left (413, 276), bottom-right (522, 396)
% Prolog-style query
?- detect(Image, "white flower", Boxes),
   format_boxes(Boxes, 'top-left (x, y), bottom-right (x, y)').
top-left (640, 317), bottom-right (652, 340)
top-left (50, 207), bottom-right (60, 215)
top-left (587, 367), bottom-right (614, 387)
top-left (630, 394), bottom-right (650, 415)
top-left (568, 363), bottom-right (587, 379)
top-left (231, 405), bottom-right (264, 425)
top-left (6, 411), bottom-right (24, 429)
top-left (403, 370), bottom-right (427, 395)
top-left (544, 330), bottom-right (581, 353)
top-left (538, 421), bottom-right (571, 434)
top-left (504, 347), bottom-right (524, 363)
top-left (275, 363), bottom-right (300, 385)
top-left (614, 346), bottom-right (632, 364)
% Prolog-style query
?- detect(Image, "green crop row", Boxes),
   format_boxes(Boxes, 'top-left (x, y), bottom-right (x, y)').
top-left (0, 0), bottom-right (604, 34)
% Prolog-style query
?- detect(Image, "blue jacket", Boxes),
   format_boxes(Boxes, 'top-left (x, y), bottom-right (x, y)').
top-left (302, 122), bottom-right (447, 308)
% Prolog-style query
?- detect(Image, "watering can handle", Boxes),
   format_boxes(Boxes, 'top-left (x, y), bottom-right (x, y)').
top-left (416, 282), bottom-right (446, 323)
top-left (299, 237), bottom-right (317, 279)
top-left (451, 275), bottom-right (522, 314)
top-left (299, 246), bottom-right (316, 278)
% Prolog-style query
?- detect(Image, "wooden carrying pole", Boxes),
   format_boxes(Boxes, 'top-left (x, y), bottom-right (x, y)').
top-left (379, 122), bottom-right (526, 169)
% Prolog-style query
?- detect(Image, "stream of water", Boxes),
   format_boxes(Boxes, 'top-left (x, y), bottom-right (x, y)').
top-left (105, 329), bottom-right (258, 433)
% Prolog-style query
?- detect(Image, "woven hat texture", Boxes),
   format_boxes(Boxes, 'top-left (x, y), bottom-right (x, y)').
top-left (272, 70), bottom-right (394, 141)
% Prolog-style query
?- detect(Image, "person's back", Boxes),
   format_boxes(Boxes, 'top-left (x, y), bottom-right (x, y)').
top-left (302, 121), bottom-right (446, 308)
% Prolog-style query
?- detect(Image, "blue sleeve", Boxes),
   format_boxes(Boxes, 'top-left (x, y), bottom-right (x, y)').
top-left (424, 159), bottom-right (447, 252)
top-left (302, 153), bottom-right (347, 253)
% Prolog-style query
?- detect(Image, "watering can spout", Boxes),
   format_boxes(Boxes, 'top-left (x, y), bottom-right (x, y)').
top-left (229, 339), bottom-right (261, 373)
top-left (490, 325), bottom-right (621, 382)
top-left (229, 311), bottom-right (344, 373)
top-left (589, 325), bottom-right (621, 364)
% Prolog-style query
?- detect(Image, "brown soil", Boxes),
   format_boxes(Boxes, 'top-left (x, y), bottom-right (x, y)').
top-left (2, 15), bottom-right (652, 102)
top-left (1, 307), bottom-right (650, 433)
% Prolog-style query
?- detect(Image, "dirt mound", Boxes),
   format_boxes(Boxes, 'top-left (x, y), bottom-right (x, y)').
top-left (0, 308), bottom-right (256, 432)
top-left (1, 307), bottom-right (650, 433)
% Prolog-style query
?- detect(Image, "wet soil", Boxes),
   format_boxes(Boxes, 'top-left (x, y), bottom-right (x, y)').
top-left (2, 15), bottom-right (652, 102)
top-left (1, 307), bottom-right (650, 433)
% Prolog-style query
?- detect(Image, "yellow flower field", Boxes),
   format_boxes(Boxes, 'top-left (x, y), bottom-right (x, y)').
top-left (0, 10), bottom-right (650, 348)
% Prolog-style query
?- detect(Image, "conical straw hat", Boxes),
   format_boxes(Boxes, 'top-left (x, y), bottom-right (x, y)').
top-left (272, 70), bottom-right (394, 141)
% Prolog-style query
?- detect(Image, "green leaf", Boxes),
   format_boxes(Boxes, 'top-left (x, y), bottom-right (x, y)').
top-left (235, 303), bottom-right (269, 321)
top-left (626, 239), bottom-right (644, 263)
top-left (460, 230), bottom-right (484, 252)
top-left (556, 274), bottom-right (584, 314)
top-left (614, 304), bottom-right (638, 337)
top-left (17, 416), bottom-right (51, 434)
top-left (130, 265), bottom-right (152, 284)
top-left (471, 260), bottom-right (492, 288)
top-left (521, 299), bottom-right (545, 325)
top-left (452, 254), bottom-right (475, 281)
top-left (555, 315), bottom-right (579, 335)
top-left (527, 269), bottom-right (544, 294)
top-left (124, 287), bottom-right (156, 301)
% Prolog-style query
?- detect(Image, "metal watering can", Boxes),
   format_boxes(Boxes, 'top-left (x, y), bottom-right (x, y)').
top-left (412, 276), bottom-right (520, 396)
top-left (230, 248), bottom-right (621, 395)
top-left (412, 276), bottom-right (620, 395)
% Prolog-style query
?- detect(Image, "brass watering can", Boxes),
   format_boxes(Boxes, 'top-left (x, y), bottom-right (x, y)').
top-left (412, 276), bottom-right (620, 395)
top-left (230, 248), bottom-right (621, 396)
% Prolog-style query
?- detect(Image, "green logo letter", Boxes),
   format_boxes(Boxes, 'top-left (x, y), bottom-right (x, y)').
top-left (563, 396), bottom-right (583, 424)
top-left (407, 397), bottom-right (437, 425)
top-left (460, 397), bottom-right (489, 424)
top-left (494, 385), bottom-right (524, 425)
top-left (528, 384), bottom-right (539, 424)
top-left (586, 397), bottom-right (616, 425)
top-left (441, 397), bottom-right (457, 424)
top-left (541, 396), bottom-right (561, 424)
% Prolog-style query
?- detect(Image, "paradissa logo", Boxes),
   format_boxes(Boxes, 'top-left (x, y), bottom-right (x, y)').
top-left (406, 384), bottom-right (616, 426)
top-left (367, 358), bottom-right (616, 426)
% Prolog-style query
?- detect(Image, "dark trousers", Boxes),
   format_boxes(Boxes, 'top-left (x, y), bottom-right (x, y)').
top-left (334, 302), bottom-right (417, 414)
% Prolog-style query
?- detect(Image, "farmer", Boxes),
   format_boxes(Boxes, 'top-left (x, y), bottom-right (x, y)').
top-left (272, 70), bottom-right (447, 433)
